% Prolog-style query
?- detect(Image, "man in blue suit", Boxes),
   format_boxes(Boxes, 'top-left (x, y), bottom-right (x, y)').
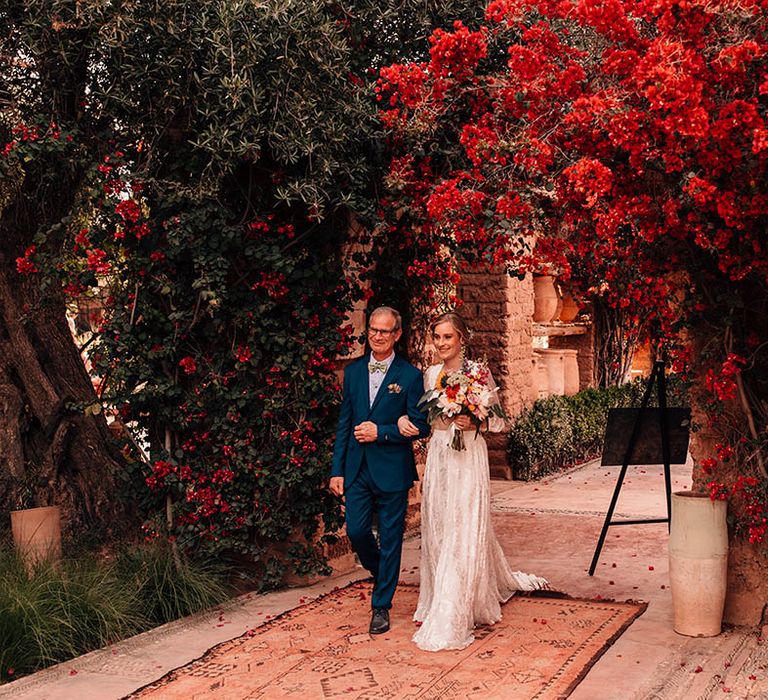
top-left (330, 306), bottom-right (430, 634)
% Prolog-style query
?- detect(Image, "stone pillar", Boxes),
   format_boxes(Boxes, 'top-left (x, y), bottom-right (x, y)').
top-left (458, 270), bottom-right (535, 479)
top-left (548, 324), bottom-right (595, 390)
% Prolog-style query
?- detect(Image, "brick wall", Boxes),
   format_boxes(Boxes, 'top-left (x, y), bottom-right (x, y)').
top-left (458, 270), bottom-right (536, 479)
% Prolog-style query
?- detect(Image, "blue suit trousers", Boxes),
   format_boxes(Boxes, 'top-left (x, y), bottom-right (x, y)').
top-left (344, 460), bottom-right (409, 610)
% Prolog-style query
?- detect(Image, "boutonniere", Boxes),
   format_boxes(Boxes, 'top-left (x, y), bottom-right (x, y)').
top-left (387, 383), bottom-right (402, 394)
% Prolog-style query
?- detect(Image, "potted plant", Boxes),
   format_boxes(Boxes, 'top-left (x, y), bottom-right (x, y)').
top-left (8, 474), bottom-right (62, 573)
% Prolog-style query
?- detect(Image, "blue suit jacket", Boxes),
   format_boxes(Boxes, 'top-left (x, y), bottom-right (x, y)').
top-left (331, 354), bottom-right (430, 492)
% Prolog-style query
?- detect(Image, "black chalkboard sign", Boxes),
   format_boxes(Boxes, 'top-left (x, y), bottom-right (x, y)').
top-left (601, 408), bottom-right (691, 467)
top-left (588, 361), bottom-right (692, 576)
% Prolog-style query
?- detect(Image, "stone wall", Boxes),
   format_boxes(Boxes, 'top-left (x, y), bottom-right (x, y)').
top-left (458, 269), bottom-right (536, 479)
top-left (339, 214), bottom-right (370, 361)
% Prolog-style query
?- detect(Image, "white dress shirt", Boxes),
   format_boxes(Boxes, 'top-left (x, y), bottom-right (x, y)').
top-left (368, 352), bottom-right (395, 407)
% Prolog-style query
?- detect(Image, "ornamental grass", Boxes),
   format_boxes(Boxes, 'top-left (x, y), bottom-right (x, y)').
top-left (0, 543), bottom-right (229, 684)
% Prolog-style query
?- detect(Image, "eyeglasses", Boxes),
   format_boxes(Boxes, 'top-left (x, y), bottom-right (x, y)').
top-left (368, 327), bottom-right (397, 337)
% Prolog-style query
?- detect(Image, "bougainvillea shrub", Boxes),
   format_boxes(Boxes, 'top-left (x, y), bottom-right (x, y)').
top-left (1, 1), bottom-right (490, 582)
top-left (10, 136), bottom-right (359, 582)
top-left (377, 0), bottom-right (768, 554)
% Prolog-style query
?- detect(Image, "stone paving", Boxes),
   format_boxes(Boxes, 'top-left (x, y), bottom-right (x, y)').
top-left (2, 457), bottom-right (767, 700)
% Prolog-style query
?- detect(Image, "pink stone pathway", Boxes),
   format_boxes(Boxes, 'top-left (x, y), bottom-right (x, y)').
top-left (2, 456), bottom-right (766, 699)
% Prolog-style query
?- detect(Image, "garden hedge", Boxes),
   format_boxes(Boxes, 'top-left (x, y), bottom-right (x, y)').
top-left (507, 376), bottom-right (688, 481)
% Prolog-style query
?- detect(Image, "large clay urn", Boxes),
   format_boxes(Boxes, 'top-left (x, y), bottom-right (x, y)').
top-left (532, 352), bottom-right (549, 400)
top-left (558, 289), bottom-right (581, 323)
top-left (535, 349), bottom-right (565, 396)
top-left (561, 349), bottom-right (580, 395)
top-left (11, 505), bottom-right (62, 572)
top-left (533, 275), bottom-right (560, 323)
top-left (668, 491), bottom-right (728, 637)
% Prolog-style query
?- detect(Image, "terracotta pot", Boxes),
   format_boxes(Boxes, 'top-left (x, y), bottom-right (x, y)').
top-left (11, 505), bottom-right (62, 571)
top-left (533, 275), bottom-right (559, 323)
top-left (558, 290), bottom-right (580, 323)
top-left (535, 349), bottom-right (565, 396)
top-left (668, 491), bottom-right (728, 637)
top-left (561, 349), bottom-right (580, 395)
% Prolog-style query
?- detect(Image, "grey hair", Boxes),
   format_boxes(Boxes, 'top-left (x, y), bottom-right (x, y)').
top-left (369, 306), bottom-right (402, 332)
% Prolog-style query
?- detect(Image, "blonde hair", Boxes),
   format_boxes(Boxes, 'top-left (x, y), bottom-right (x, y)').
top-left (430, 312), bottom-right (472, 347)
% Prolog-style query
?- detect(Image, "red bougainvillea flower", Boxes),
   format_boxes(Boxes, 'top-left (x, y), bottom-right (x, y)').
top-left (179, 356), bottom-right (197, 375)
top-left (15, 245), bottom-right (38, 275)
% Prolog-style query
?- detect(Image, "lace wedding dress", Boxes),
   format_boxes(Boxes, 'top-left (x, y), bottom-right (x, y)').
top-left (413, 364), bottom-right (548, 652)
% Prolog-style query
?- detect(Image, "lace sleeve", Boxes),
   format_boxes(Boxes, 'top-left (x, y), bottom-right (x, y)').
top-left (424, 364), bottom-right (440, 392)
top-left (485, 368), bottom-right (507, 434)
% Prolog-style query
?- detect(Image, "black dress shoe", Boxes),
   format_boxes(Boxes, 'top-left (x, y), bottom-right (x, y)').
top-left (369, 607), bottom-right (390, 635)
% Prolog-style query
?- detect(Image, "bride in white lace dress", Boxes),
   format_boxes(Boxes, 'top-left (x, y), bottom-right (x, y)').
top-left (398, 312), bottom-right (547, 652)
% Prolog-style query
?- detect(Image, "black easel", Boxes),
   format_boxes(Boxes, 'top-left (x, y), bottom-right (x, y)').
top-left (588, 360), bottom-right (677, 576)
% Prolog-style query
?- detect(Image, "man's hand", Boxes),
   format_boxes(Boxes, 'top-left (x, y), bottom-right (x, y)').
top-left (353, 421), bottom-right (378, 443)
top-left (329, 476), bottom-right (344, 497)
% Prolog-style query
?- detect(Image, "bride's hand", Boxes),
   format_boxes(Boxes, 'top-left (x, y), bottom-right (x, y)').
top-left (397, 415), bottom-right (420, 437)
top-left (453, 415), bottom-right (473, 431)
top-left (433, 415), bottom-right (451, 430)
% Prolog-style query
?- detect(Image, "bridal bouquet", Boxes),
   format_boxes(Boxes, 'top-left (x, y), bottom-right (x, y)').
top-left (419, 359), bottom-right (507, 451)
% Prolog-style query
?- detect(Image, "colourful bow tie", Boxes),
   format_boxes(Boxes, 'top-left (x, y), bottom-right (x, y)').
top-left (369, 361), bottom-right (388, 373)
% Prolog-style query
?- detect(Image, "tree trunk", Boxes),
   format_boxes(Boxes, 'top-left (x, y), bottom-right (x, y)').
top-left (0, 259), bottom-right (128, 535)
top-left (592, 298), bottom-right (637, 388)
top-left (0, 152), bottom-right (129, 535)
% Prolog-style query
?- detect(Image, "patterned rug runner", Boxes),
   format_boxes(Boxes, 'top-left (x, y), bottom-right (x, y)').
top-left (130, 582), bottom-right (646, 700)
